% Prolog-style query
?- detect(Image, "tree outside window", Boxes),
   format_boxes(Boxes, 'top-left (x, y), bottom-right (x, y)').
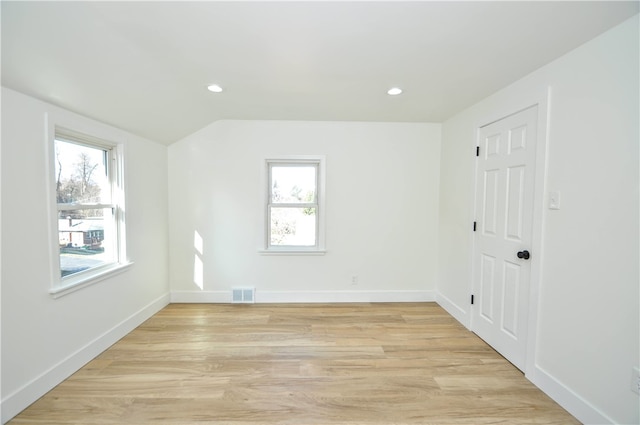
top-left (267, 161), bottom-right (320, 249)
top-left (55, 137), bottom-right (118, 278)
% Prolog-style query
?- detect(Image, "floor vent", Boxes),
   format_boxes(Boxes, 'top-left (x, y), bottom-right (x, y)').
top-left (232, 287), bottom-right (255, 304)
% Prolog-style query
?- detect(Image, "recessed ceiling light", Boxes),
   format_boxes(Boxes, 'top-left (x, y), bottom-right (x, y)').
top-left (207, 84), bottom-right (223, 93)
top-left (387, 87), bottom-right (403, 96)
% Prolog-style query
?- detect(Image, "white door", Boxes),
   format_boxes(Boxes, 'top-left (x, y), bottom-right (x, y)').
top-left (472, 105), bottom-right (538, 371)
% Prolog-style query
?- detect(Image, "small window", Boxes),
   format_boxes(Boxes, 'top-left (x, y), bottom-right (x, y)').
top-left (51, 128), bottom-right (127, 294)
top-left (265, 157), bottom-right (325, 253)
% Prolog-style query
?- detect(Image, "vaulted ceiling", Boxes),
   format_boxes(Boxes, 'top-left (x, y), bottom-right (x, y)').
top-left (2, 1), bottom-right (638, 145)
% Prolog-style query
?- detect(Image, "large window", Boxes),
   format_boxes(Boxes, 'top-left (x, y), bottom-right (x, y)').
top-left (265, 157), bottom-right (325, 253)
top-left (51, 128), bottom-right (127, 295)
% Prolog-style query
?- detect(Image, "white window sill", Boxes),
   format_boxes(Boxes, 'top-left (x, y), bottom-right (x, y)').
top-left (259, 249), bottom-right (326, 256)
top-left (50, 261), bottom-right (133, 299)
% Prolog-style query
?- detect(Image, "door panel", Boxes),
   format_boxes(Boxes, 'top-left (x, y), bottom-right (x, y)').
top-left (480, 254), bottom-right (496, 322)
top-left (483, 169), bottom-right (500, 236)
top-left (472, 106), bottom-right (538, 371)
top-left (509, 125), bottom-right (527, 152)
top-left (502, 261), bottom-right (521, 337)
top-left (486, 133), bottom-right (501, 157)
top-left (506, 165), bottom-right (525, 240)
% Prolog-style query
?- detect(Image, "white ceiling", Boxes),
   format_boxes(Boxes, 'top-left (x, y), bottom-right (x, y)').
top-left (2, 1), bottom-right (638, 145)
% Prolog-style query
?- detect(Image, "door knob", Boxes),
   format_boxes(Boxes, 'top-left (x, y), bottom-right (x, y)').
top-left (517, 250), bottom-right (530, 260)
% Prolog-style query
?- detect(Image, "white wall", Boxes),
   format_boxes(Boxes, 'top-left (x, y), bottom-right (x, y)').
top-left (169, 120), bottom-right (441, 302)
top-left (0, 88), bottom-right (171, 422)
top-left (0, 85), bottom-right (3, 425)
top-left (437, 16), bottom-right (639, 424)
top-left (3, 15), bottom-right (637, 425)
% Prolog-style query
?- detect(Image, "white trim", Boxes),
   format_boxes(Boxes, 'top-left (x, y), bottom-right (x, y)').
top-left (57, 203), bottom-right (115, 211)
top-left (518, 89), bottom-right (614, 425)
top-left (44, 112), bottom-right (60, 291)
top-left (49, 261), bottom-right (133, 299)
top-left (435, 287), bottom-right (610, 424)
top-left (0, 87), bottom-right (3, 425)
top-left (469, 86), bottom-right (550, 378)
top-left (527, 364), bottom-right (614, 425)
top-left (524, 87), bottom-right (551, 377)
top-left (113, 142), bottom-right (128, 266)
top-left (262, 155), bottom-right (326, 253)
top-left (435, 291), bottom-right (470, 329)
top-left (171, 290), bottom-right (231, 303)
top-left (171, 290), bottom-right (435, 304)
top-left (55, 126), bottom-right (117, 151)
top-left (434, 287), bottom-right (610, 423)
top-left (0, 293), bottom-right (170, 424)
top-left (45, 114), bottom-right (129, 296)
top-left (258, 249), bottom-right (326, 256)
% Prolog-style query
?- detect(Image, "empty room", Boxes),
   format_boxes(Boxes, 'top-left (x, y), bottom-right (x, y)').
top-left (1, 1), bottom-right (638, 424)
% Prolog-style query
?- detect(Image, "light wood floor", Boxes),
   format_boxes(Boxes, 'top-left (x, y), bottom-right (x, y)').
top-left (10, 303), bottom-right (579, 424)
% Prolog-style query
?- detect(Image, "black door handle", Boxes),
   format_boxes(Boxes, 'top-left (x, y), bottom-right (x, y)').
top-left (517, 250), bottom-right (530, 260)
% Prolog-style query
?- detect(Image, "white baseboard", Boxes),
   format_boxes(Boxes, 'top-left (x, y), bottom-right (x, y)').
top-left (171, 290), bottom-right (230, 303)
top-left (171, 289), bottom-right (435, 304)
top-left (526, 365), bottom-right (614, 425)
top-left (435, 291), bottom-right (470, 329)
top-left (1, 293), bottom-right (170, 424)
top-left (4, 290), bottom-right (610, 425)
top-left (432, 291), bottom-right (613, 424)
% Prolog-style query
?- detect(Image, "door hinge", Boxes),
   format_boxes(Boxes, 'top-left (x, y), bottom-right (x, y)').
top-left (471, 294), bottom-right (475, 305)
top-left (473, 221), bottom-right (477, 232)
top-left (476, 146), bottom-right (480, 157)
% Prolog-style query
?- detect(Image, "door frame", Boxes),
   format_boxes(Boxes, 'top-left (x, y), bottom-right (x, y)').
top-left (469, 86), bottom-right (551, 377)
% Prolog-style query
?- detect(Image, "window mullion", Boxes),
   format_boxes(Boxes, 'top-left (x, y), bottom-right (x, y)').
top-left (265, 157), bottom-right (324, 252)
top-left (57, 203), bottom-right (116, 211)
top-left (52, 129), bottom-right (127, 290)
top-left (271, 202), bottom-right (317, 209)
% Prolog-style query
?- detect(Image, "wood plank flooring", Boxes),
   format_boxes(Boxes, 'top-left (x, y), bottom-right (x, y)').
top-left (9, 303), bottom-right (580, 424)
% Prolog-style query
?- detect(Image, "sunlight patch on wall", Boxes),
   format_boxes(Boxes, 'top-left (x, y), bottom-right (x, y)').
top-left (193, 230), bottom-right (204, 290)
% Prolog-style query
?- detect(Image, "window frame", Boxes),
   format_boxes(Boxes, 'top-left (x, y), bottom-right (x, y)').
top-left (47, 124), bottom-right (130, 297)
top-left (262, 156), bottom-right (326, 255)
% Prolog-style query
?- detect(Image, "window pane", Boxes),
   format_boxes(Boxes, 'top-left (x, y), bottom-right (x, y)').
top-left (270, 207), bottom-right (316, 246)
top-left (55, 139), bottom-right (109, 204)
top-left (58, 208), bottom-right (115, 277)
top-left (271, 166), bottom-right (316, 204)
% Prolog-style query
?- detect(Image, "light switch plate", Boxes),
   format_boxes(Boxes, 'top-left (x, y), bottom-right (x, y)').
top-left (549, 191), bottom-right (561, 210)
